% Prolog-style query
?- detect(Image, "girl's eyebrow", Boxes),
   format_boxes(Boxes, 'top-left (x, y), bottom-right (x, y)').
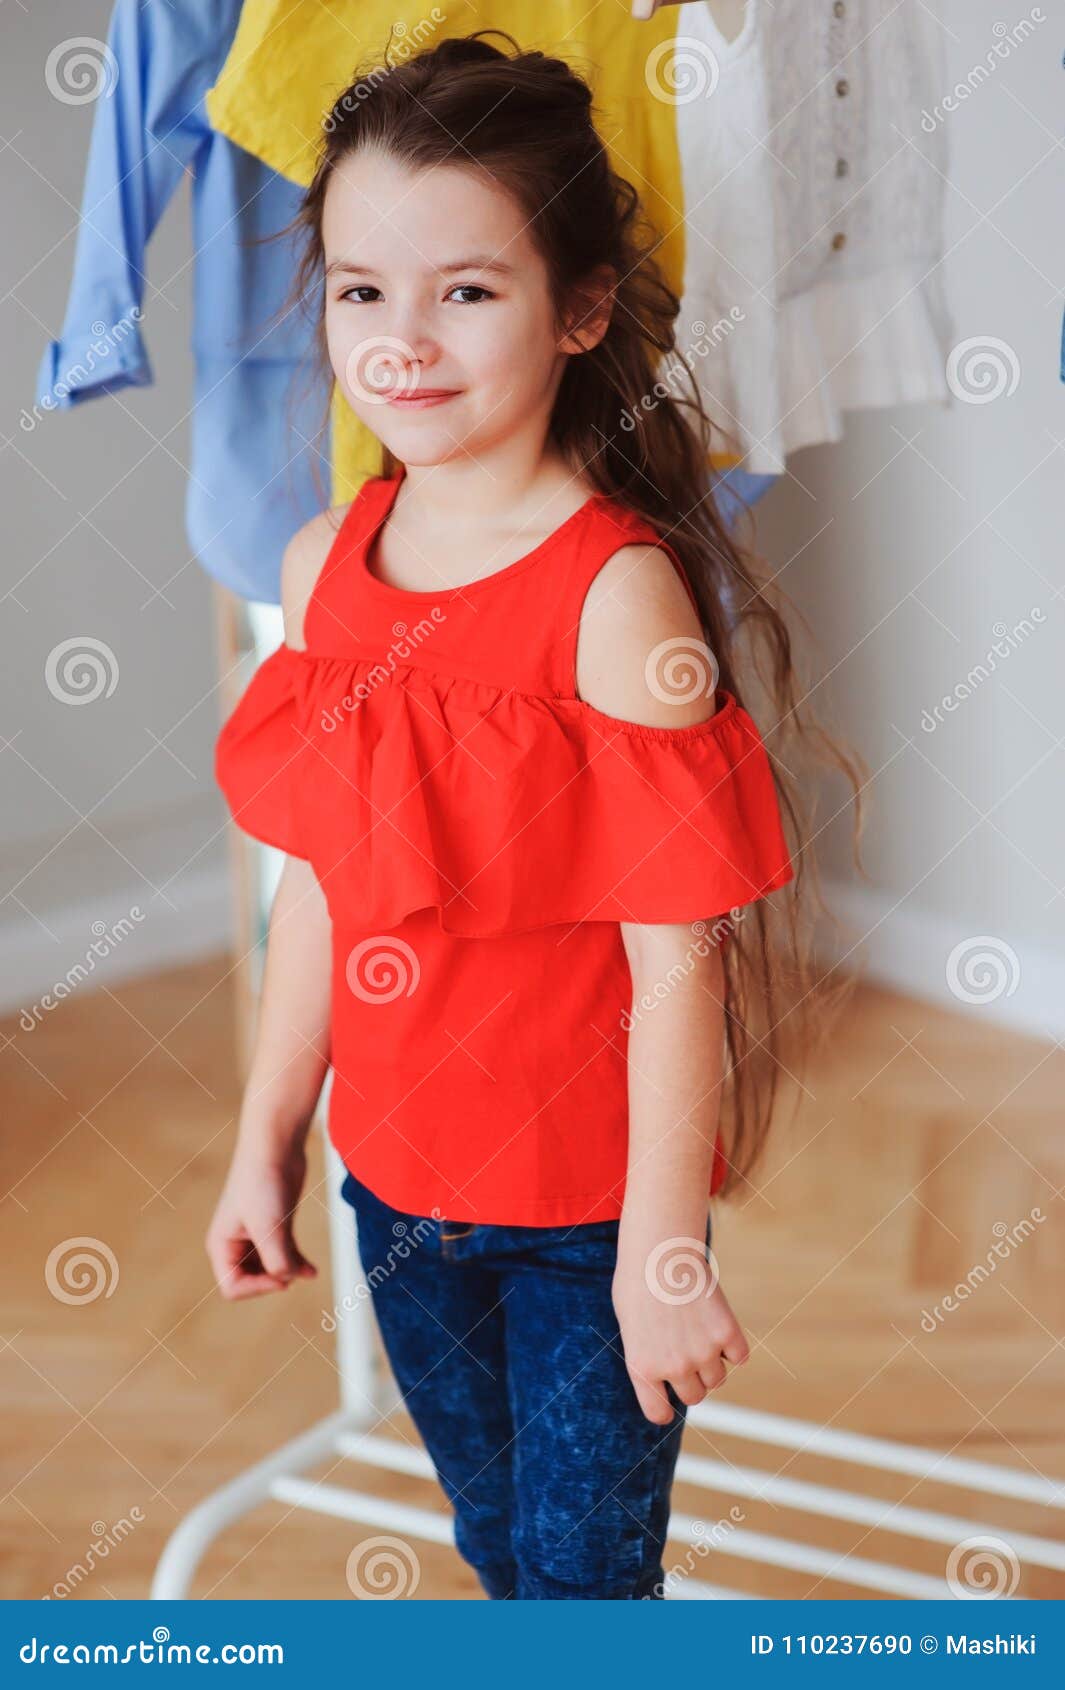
top-left (325, 255), bottom-right (515, 278)
top-left (438, 256), bottom-right (515, 276)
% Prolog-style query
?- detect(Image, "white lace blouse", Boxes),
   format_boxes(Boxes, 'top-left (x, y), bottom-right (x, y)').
top-left (672, 0), bottom-right (952, 472)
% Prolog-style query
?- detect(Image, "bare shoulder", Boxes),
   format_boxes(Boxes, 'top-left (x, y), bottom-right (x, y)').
top-left (574, 543), bottom-right (717, 729)
top-left (280, 502), bottom-right (352, 649)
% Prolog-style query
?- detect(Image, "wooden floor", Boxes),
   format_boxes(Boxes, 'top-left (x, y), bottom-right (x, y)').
top-left (2, 953), bottom-right (1063, 1601)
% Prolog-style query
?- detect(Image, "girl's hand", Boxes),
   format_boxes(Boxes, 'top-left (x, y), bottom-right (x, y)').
top-left (612, 1247), bottom-right (749, 1423)
top-left (206, 1139), bottom-right (318, 1300)
top-left (630, 0), bottom-right (685, 18)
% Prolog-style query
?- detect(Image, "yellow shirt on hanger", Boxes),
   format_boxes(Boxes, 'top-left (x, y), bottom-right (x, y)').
top-left (205, 1), bottom-right (705, 503)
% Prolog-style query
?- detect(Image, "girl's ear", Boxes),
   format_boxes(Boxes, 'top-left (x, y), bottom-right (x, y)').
top-left (558, 266), bottom-right (617, 356)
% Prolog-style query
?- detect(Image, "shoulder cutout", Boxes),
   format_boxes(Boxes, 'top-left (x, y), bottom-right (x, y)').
top-left (575, 543), bottom-right (719, 729)
top-left (280, 502), bottom-right (352, 649)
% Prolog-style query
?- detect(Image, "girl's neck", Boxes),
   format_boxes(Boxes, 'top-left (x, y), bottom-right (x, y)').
top-left (370, 456), bottom-right (601, 595)
top-left (391, 454), bottom-right (596, 530)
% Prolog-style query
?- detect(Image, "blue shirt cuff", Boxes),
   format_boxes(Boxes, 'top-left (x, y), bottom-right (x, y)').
top-left (35, 313), bottom-right (153, 411)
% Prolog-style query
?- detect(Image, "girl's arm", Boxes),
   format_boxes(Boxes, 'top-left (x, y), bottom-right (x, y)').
top-left (207, 510), bottom-right (343, 1300)
top-left (235, 852), bottom-right (332, 1162)
top-left (575, 542), bottom-right (750, 1421)
top-left (614, 921), bottom-right (747, 1423)
top-left (206, 853), bottom-right (331, 1299)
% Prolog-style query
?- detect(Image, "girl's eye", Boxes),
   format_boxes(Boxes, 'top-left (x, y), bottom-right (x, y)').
top-left (446, 285), bottom-right (494, 304)
top-left (338, 285), bottom-right (381, 304)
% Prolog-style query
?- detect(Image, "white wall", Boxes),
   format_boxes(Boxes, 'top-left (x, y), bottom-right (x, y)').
top-left (1, 2), bottom-right (231, 1013)
top-left (756, 0), bottom-right (1063, 1041)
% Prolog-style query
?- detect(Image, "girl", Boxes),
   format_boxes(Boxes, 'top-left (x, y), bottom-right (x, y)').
top-left (208, 32), bottom-right (811, 1600)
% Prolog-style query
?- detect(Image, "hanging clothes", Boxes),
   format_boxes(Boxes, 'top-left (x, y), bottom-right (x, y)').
top-left (34, 0), bottom-right (327, 603)
top-left (673, 0), bottom-right (953, 471)
top-left (204, 0), bottom-right (951, 499)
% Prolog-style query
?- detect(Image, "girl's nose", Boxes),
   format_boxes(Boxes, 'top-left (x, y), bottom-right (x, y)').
top-left (376, 330), bottom-right (439, 390)
top-left (398, 334), bottom-right (440, 373)
top-left (346, 333), bottom-right (434, 403)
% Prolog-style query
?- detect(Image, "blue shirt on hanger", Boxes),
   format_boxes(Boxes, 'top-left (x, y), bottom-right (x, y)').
top-left (34, 0), bottom-right (329, 604)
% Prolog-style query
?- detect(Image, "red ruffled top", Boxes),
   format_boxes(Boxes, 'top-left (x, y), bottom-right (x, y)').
top-left (215, 474), bottom-right (794, 1225)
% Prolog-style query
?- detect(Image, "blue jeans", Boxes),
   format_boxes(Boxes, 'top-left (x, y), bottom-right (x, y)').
top-left (339, 1171), bottom-right (712, 1600)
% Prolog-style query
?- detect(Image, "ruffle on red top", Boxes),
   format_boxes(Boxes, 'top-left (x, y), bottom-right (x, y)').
top-left (215, 644), bottom-right (794, 935)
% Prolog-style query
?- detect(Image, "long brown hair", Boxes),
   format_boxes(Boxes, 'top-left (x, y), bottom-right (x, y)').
top-left (276, 29), bottom-right (862, 1195)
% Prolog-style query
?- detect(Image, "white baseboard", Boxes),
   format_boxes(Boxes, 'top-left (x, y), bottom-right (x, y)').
top-left (818, 879), bottom-right (1064, 1046)
top-left (1, 863), bottom-right (233, 1027)
top-left (5, 864), bottom-right (1059, 1049)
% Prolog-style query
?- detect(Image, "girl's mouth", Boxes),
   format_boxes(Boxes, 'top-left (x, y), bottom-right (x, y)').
top-left (387, 390), bottom-right (460, 409)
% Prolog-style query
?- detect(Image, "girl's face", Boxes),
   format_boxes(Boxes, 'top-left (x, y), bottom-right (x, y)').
top-left (321, 151), bottom-right (597, 469)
